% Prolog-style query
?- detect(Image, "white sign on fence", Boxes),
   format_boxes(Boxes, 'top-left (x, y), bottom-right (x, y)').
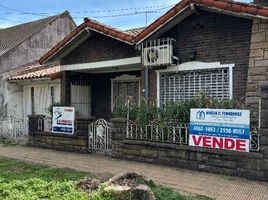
top-left (52, 107), bottom-right (75, 134)
top-left (189, 108), bottom-right (250, 152)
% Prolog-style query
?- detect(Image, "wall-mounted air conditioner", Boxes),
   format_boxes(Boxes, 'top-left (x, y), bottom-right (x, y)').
top-left (143, 43), bottom-right (174, 67)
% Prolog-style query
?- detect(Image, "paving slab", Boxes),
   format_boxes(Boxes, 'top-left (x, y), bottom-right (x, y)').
top-left (0, 144), bottom-right (267, 200)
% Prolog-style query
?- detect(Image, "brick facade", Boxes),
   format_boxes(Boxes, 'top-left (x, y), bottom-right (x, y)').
top-left (147, 11), bottom-right (252, 101)
top-left (61, 33), bottom-right (138, 65)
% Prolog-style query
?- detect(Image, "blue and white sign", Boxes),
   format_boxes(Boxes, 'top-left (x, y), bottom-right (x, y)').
top-left (189, 108), bottom-right (250, 152)
top-left (52, 107), bottom-right (75, 134)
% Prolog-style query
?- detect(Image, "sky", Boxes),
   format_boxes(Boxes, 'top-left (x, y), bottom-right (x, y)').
top-left (0, 0), bottom-right (252, 30)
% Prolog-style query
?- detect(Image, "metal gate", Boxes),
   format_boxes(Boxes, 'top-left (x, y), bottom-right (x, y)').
top-left (88, 119), bottom-right (112, 154)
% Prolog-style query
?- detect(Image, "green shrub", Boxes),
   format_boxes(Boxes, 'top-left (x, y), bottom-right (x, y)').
top-left (113, 92), bottom-right (246, 126)
top-left (0, 178), bottom-right (88, 200)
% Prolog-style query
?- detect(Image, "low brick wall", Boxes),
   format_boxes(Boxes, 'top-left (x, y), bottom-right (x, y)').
top-left (28, 116), bottom-right (95, 153)
top-left (111, 108), bottom-right (268, 182)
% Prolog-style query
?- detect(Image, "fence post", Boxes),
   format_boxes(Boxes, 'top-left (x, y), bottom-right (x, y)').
top-left (111, 118), bottom-right (127, 158)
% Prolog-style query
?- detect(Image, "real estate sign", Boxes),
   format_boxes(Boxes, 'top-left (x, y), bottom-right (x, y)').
top-left (189, 108), bottom-right (250, 152)
top-left (52, 107), bottom-right (75, 134)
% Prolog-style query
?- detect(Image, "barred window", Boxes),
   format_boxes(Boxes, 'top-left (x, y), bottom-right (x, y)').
top-left (112, 81), bottom-right (139, 111)
top-left (160, 68), bottom-right (230, 105)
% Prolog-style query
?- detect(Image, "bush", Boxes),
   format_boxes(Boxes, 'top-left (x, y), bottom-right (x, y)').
top-left (0, 178), bottom-right (88, 200)
top-left (113, 92), bottom-right (246, 126)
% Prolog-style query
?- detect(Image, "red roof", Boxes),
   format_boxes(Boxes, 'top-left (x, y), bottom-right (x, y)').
top-left (136, 0), bottom-right (268, 42)
top-left (39, 18), bottom-right (135, 64)
top-left (7, 62), bottom-right (60, 81)
top-left (40, 0), bottom-right (268, 64)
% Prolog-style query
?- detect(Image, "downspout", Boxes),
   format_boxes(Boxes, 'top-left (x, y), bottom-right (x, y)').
top-left (144, 66), bottom-right (148, 99)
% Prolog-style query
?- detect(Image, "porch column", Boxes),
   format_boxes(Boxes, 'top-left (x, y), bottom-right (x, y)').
top-left (61, 71), bottom-right (71, 105)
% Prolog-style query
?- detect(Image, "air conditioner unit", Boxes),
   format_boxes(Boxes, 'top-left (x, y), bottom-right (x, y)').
top-left (143, 44), bottom-right (173, 66)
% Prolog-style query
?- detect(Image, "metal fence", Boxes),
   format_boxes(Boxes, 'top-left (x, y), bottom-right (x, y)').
top-left (0, 116), bottom-right (27, 142)
top-left (126, 120), bottom-right (260, 152)
top-left (38, 116), bottom-right (52, 132)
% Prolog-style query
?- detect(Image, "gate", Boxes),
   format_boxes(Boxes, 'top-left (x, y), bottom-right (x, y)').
top-left (88, 119), bottom-right (112, 154)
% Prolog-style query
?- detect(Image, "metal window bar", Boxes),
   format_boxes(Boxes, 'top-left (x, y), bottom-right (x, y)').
top-left (160, 68), bottom-right (230, 106)
top-left (141, 38), bottom-right (176, 67)
top-left (126, 121), bottom-right (260, 152)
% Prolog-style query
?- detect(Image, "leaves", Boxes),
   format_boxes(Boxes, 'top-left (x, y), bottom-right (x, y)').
top-left (113, 92), bottom-right (246, 126)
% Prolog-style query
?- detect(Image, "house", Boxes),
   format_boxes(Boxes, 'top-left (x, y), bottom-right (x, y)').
top-left (0, 11), bottom-right (76, 121)
top-left (29, 0), bottom-right (268, 181)
top-left (40, 0), bottom-right (268, 122)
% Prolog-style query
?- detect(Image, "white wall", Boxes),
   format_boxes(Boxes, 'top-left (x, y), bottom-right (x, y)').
top-left (22, 80), bottom-right (61, 118)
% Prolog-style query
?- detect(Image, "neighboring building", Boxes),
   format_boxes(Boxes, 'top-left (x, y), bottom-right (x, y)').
top-left (0, 12), bottom-right (76, 131)
top-left (0, 11), bottom-right (76, 73)
top-left (6, 62), bottom-right (61, 120)
top-left (40, 0), bottom-right (268, 122)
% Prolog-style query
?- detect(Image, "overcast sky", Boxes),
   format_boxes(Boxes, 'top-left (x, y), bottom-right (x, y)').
top-left (0, 0), bottom-right (252, 29)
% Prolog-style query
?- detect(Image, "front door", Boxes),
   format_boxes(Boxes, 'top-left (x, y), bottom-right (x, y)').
top-left (111, 74), bottom-right (140, 112)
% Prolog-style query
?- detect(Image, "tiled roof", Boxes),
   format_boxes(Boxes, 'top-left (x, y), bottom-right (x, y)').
top-left (136, 0), bottom-right (268, 42)
top-left (40, 0), bottom-right (268, 64)
top-left (0, 13), bottom-right (63, 56)
top-left (124, 27), bottom-right (145, 36)
top-left (39, 18), bottom-right (136, 64)
top-left (7, 62), bottom-right (60, 80)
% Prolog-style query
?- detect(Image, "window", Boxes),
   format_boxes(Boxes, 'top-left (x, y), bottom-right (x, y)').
top-left (71, 80), bottom-right (91, 117)
top-left (157, 62), bottom-right (234, 107)
top-left (30, 87), bottom-right (35, 114)
top-left (111, 75), bottom-right (140, 112)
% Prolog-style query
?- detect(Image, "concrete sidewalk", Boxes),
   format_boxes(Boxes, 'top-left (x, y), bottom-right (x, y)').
top-left (0, 144), bottom-right (267, 200)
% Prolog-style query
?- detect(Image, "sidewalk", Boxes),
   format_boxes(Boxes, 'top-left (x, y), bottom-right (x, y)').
top-left (0, 144), bottom-right (267, 200)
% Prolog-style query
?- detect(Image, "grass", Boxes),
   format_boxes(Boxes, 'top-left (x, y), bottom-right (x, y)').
top-left (137, 178), bottom-right (213, 200)
top-left (0, 157), bottom-right (90, 182)
top-left (0, 156), bottom-right (213, 200)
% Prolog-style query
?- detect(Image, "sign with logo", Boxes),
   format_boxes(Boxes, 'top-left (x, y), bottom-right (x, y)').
top-left (189, 108), bottom-right (250, 152)
top-left (52, 107), bottom-right (75, 134)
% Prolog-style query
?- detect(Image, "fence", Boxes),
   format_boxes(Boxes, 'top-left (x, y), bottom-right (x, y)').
top-left (126, 120), bottom-right (260, 152)
top-left (0, 116), bottom-right (27, 142)
top-left (37, 116), bottom-right (52, 132)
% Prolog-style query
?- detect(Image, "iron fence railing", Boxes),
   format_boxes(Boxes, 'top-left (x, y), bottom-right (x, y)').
top-left (126, 120), bottom-right (260, 152)
top-left (0, 116), bottom-right (27, 142)
top-left (38, 116), bottom-right (52, 132)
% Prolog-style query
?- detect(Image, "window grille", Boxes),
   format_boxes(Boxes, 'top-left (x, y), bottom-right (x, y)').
top-left (160, 68), bottom-right (230, 105)
top-left (112, 80), bottom-right (139, 111)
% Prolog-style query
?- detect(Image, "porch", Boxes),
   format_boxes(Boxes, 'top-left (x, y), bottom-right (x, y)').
top-left (60, 56), bottom-right (142, 121)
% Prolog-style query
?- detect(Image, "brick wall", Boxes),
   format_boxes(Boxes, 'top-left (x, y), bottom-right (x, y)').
top-left (147, 10), bottom-right (252, 101)
top-left (111, 112), bottom-right (268, 182)
top-left (61, 33), bottom-right (138, 65)
top-left (28, 115), bottom-right (95, 152)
